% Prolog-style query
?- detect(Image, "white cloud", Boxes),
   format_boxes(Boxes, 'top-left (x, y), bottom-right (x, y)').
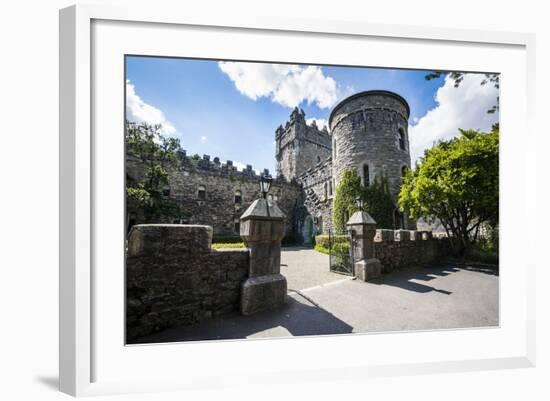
top-left (126, 80), bottom-right (176, 136)
top-left (218, 62), bottom-right (341, 109)
top-left (306, 118), bottom-right (329, 131)
top-left (409, 73), bottom-right (499, 165)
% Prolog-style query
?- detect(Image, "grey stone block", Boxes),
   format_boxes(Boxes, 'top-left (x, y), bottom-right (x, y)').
top-left (241, 274), bottom-right (287, 315)
top-left (394, 229), bottom-right (411, 242)
top-left (374, 229), bottom-right (394, 242)
top-left (354, 258), bottom-right (382, 281)
top-left (127, 224), bottom-right (212, 257)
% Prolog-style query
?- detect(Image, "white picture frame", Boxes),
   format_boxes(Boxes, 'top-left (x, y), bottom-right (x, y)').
top-left (59, 3), bottom-right (536, 397)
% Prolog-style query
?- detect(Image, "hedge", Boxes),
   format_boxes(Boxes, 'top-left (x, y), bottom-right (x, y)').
top-left (212, 242), bottom-right (245, 249)
top-left (314, 234), bottom-right (348, 249)
top-left (212, 235), bottom-right (242, 244)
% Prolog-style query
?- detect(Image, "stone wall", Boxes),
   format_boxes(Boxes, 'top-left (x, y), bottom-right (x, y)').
top-left (373, 229), bottom-right (451, 273)
top-left (126, 224), bottom-right (250, 342)
top-left (296, 157), bottom-right (334, 235)
top-left (126, 152), bottom-right (302, 238)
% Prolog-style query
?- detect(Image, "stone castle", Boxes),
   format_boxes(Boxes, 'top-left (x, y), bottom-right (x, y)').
top-left (127, 90), bottom-right (415, 243)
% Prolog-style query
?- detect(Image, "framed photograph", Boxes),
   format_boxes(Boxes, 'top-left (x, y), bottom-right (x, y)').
top-left (59, 4), bottom-right (536, 396)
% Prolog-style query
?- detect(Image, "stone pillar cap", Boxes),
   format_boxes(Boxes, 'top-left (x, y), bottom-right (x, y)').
top-left (240, 198), bottom-right (286, 221)
top-left (346, 211), bottom-right (377, 226)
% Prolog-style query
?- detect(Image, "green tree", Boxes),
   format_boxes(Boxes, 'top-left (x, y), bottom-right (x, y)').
top-left (399, 127), bottom-right (499, 255)
top-left (126, 121), bottom-right (186, 222)
top-left (333, 170), bottom-right (396, 232)
top-left (362, 176), bottom-right (395, 229)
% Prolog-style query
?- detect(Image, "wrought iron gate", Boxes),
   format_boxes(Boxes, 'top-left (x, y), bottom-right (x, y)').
top-left (328, 228), bottom-right (357, 276)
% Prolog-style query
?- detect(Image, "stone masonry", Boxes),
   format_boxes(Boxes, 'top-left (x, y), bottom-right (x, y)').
top-left (126, 224), bottom-right (249, 342)
top-left (127, 90), bottom-right (418, 241)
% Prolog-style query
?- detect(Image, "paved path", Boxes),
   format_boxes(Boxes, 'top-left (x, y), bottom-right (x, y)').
top-left (133, 261), bottom-right (498, 344)
top-left (280, 246), bottom-right (346, 291)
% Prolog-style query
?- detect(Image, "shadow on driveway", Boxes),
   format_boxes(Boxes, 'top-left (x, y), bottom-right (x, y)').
top-left (130, 293), bottom-right (353, 344)
top-left (369, 262), bottom-right (498, 296)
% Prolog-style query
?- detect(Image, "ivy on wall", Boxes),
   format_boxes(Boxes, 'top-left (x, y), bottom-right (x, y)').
top-left (332, 170), bottom-right (395, 232)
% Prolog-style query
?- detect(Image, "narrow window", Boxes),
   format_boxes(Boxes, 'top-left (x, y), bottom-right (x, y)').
top-left (363, 164), bottom-right (370, 187)
top-left (333, 139), bottom-right (337, 158)
top-left (234, 220), bottom-right (240, 233)
top-left (234, 190), bottom-right (242, 204)
top-left (324, 182), bottom-right (328, 199)
top-left (398, 127), bottom-right (406, 150)
top-left (197, 185), bottom-right (206, 200)
top-left (328, 180), bottom-right (333, 196)
top-left (317, 155), bottom-right (321, 163)
top-left (401, 166), bottom-right (408, 178)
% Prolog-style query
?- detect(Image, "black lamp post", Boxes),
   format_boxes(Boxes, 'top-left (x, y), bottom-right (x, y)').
top-left (259, 174), bottom-right (273, 199)
top-left (356, 196), bottom-right (364, 211)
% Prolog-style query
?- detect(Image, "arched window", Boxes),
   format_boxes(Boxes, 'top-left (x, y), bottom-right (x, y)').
top-left (398, 127), bottom-right (406, 150)
top-left (197, 185), bottom-right (206, 200)
top-left (234, 190), bottom-right (242, 204)
top-left (363, 164), bottom-right (370, 187)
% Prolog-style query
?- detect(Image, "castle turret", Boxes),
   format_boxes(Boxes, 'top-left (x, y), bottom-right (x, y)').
top-left (329, 90), bottom-right (413, 228)
top-left (275, 107), bottom-right (331, 182)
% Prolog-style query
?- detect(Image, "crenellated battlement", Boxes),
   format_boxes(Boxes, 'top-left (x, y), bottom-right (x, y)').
top-left (175, 151), bottom-right (272, 179)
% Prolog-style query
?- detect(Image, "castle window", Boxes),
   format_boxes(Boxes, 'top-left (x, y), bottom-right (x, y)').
top-left (333, 139), bottom-right (337, 158)
top-left (197, 185), bottom-right (206, 200)
top-left (398, 127), bottom-right (406, 150)
top-left (363, 164), bottom-right (370, 187)
top-left (324, 182), bottom-right (328, 199)
top-left (329, 180), bottom-right (333, 196)
top-left (234, 220), bottom-right (240, 234)
top-left (162, 188), bottom-right (170, 197)
top-left (401, 166), bottom-right (408, 179)
top-left (234, 190), bottom-right (242, 204)
top-left (317, 155), bottom-right (321, 163)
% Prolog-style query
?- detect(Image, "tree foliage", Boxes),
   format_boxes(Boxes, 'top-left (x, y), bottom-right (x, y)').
top-left (333, 170), bottom-right (362, 233)
top-left (399, 127), bottom-right (499, 255)
top-left (425, 71), bottom-right (499, 114)
top-left (126, 121), bottom-right (186, 221)
top-left (333, 170), bottom-right (395, 232)
top-left (362, 176), bottom-right (395, 229)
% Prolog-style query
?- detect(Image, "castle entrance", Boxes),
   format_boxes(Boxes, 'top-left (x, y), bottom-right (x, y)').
top-left (302, 216), bottom-right (314, 245)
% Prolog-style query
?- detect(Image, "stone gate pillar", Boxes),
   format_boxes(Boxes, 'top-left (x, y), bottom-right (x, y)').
top-left (239, 198), bottom-right (287, 315)
top-left (346, 211), bottom-right (382, 281)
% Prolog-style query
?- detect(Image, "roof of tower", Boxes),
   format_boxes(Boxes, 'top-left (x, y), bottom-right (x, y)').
top-left (328, 90), bottom-right (410, 128)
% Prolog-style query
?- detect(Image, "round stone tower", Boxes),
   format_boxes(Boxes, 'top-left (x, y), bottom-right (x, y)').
top-left (329, 90), bottom-right (412, 227)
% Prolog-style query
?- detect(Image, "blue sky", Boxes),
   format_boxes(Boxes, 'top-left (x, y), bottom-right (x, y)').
top-left (126, 56), bottom-right (499, 171)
